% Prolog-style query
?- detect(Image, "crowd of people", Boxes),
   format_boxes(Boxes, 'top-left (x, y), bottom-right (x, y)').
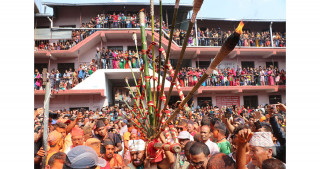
top-left (35, 10), bottom-right (285, 51)
top-left (34, 102), bottom-right (286, 169)
top-left (172, 28), bottom-right (286, 47)
top-left (175, 65), bottom-right (286, 87)
top-left (34, 62), bottom-right (97, 91)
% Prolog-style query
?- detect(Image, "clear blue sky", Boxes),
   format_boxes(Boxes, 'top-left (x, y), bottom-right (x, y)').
top-left (42, 0), bottom-right (286, 20)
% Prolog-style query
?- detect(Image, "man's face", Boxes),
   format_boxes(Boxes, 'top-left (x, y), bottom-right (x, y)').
top-left (56, 127), bottom-right (66, 138)
top-left (212, 128), bottom-right (219, 139)
top-left (249, 146), bottom-right (272, 168)
top-left (187, 124), bottom-right (194, 133)
top-left (130, 151), bottom-right (146, 167)
top-left (105, 145), bottom-right (115, 160)
top-left (72, 135), bottom-right (84, 147)
top-left (178, 139), bottom-right (189, 149)
top-left (84, 132), bottom-right (93, 142)
top-left (97, 127), bottom-right (106, 137)
top-left (48, 159), bottom-right (64, 169)
top-left (190, 152), bottom-right (209, 169)
top-left (200, 126), bottom-right (210, 142)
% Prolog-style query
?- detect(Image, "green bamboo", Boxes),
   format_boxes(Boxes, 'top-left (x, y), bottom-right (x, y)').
top-left (123, 99), bottom-right (150, 133)
top-left (124, 77), bottom-right (146, 117)
top-left (139, 11), bottom-right (154, 136)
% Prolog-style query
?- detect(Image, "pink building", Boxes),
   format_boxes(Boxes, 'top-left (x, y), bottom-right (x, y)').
top-left (34, 2), bottom-right (285, 110)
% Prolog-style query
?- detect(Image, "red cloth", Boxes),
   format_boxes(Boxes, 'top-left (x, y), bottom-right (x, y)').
top-left (147, 139), bottom-right (163, 163)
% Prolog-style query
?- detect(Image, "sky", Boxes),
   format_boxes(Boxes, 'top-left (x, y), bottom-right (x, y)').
top-left (40, 0), bottom-right (286, 20)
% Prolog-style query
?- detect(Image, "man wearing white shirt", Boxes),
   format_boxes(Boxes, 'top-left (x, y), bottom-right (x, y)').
top-left (200, 125), bottom-right (220, 155)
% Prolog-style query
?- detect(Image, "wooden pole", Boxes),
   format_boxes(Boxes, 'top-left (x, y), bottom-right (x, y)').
top-left (139, 11), bottom-right (154, 136)
top-left (41, 82), bottom-right (51, 169)
top-left (153, 21), bottom-right (244, 139)
top-left (156, 0), bottom-right (180, 128)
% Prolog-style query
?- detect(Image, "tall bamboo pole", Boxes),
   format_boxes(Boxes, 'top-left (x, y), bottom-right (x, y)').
top-left (150, 0), bottom-right (157, 112)
top-left (153, 21), bottom-right (245, 139)
top-left (156, 0), bottom-right (180, 128)
top-left (158, 0), bottom-right (204, 128)
top-left (156, 0), bottom-right (163, 115)
top-left (139, 11), bottom-right (155, 136)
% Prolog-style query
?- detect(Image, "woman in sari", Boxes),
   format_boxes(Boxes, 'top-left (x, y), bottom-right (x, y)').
top-left (119, 51), bottom-right (125, 69)
top-left (187, 68), bottom-right (194, 86)
top-left (267, 67), bottom-right (275, 85)
top-left (124, 50), bottom-right (130, 69)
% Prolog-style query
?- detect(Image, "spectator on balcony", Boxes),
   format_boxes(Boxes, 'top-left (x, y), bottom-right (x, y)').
top-left (125, 50), bottom-right (130, 69)
top-left (112, 12), bottom-right (119, 28)
top-left (95, 47), bottom-right (101, 69)
top-left (39, 42), bottom-right (44, 50)
top-left (55, 70), bottom-right (61, 92)
top-left (267, 67), bottom-right (275, 86)
top-left (78, 64), bottom-right (84, 83)
top-left (119, 51), bottom-right (125, 69)
top-left (108, 49), bottom-right (113, 69)
top-left (264, 67), bottom-right (268, 85)
top-left (126, 13), bottom-right (132, 28)
top-left (101, 47), bottom-right (107, 69)
top-left (259, 67), bottom-right (265, 86)
top-left (49, 69), bottom-right (55, 90)
top-left (34, 69), bottom-right (42, 90)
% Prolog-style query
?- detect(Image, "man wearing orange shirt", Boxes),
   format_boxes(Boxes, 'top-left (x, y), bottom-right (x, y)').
top-left (101, 140), bottom-right (125, 169)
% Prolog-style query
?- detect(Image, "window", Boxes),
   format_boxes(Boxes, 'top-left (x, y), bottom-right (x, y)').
top-left (58, 63), bottom-right (74, 74)
top-left (108, 46), bottom-right (123, 51)
top-left (196, 61), bottom-right (210, 69)
top-left (170, 59), bottom-right (192, 69)
top-left (266, 62), bottom-right (278, 69)
top-left (168, 96), bottom-right (192, 109)
top-left (197, 97), bottom-right (212, 108)
top-left (127, 46), bottom-right (141, 51)
top-left (70, 107), bottom-right (89, 111)
top-left (241, 61), bottom-right (255, 69)
top-left (34, 63), bottom-right (48, 73)
top-left (269, 95), bottom-right (282, 104)
top-left (243, 96), bottom-right (258, 109)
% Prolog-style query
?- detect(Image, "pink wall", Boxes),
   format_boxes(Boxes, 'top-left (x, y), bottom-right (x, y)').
top-left (34, 94), bottom-right (105, 110)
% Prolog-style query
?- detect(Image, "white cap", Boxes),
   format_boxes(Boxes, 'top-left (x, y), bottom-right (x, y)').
top-left (177, 131), bottom-right (194, 141)
top-left (249, 132), bottom-right (274, 147)
top-left (128, 139), bottom-right (146, 151)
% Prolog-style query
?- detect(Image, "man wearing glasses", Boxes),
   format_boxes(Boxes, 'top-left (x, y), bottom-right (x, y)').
top-left (189, 142), bottom-right (211, 169)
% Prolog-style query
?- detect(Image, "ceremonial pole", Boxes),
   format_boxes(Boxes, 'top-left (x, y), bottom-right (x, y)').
top-left (158, 0), bottom-right (204, 129)
top-left (156, 0), bottom-right (180, 128)
top-left (41, 82), bottom-right (51, 169)
top-left (153, 21), bottom-right (245, 139)
top-left (139, 10), bottom-right (155, 135)
top-left (150, 0), bottom-right (157, 109)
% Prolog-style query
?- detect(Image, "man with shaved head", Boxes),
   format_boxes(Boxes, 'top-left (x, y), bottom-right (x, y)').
top-left (207, 153), bottom-right (235, 169)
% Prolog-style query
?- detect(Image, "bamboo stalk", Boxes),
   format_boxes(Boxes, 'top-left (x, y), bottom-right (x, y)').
top-left (139, 11), bottom-right (155, 136)
top-left (156, 0), bottom-right (180, 128)
top-left (156, 0), bottom-right (163, 123)
top-left (158, 0), bottom-right (204, 128)
top-left (123, 99), bottom-right (150, 133)
top-left (150, 0), bottom-right (157, 116)
top-left (153, 21), bottom-right (244, 139)
top-left (124, 77), bottom-right (146, 118)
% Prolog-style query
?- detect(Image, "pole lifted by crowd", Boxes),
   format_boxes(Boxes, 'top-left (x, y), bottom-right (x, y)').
top-left (123, 0), bottom-right (245, 167)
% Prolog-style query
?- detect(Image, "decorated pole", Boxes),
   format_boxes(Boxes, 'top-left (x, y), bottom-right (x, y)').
top-left (156, 0), bottom-right (180, 117)
top-left (153, 21), bottom-right (245, 139)
top-left (150, 0), bottom-right (157, 108)
top-left (139, 10), bottom-right (155, 135)
top-left (156, 0), bottom-right (163, 121)
top-left (158, 0), bottom-right (205, 129)
top-left (41, 82), bottom-right (51, 169)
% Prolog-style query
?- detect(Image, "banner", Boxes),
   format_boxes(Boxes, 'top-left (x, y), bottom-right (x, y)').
top-left (216, 96), bottom-right (240, 107)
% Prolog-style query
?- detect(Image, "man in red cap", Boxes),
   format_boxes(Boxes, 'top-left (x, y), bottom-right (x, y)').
top-left (64, 127), bottom-right (85, 154)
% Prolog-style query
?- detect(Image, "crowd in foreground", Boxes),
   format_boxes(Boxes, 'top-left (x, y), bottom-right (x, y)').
top-left (34, 102), bottom-right (286, 169)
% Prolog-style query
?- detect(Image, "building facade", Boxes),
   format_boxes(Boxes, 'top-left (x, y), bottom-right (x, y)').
top-left (34, 2), bottom-right (286, 110)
